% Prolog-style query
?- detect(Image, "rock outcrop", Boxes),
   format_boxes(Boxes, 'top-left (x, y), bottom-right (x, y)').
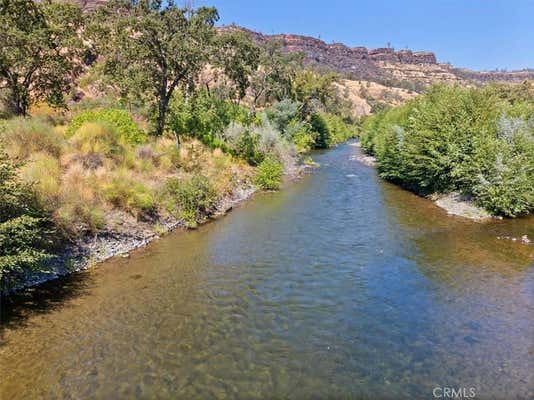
top-left (219, 25), bottom-right (534, 86)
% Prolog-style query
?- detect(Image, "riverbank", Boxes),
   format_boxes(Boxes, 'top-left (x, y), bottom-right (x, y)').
top-left (350, 142), bottom-right (516, 222)
top-left (6, 164), bottom-right (311, 293)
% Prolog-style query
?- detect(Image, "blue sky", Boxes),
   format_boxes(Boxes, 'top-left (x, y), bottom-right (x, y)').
top-left (194, 0), bottom-right (533, 71)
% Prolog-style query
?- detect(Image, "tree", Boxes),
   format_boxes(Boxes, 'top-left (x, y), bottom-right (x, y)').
top-left (0, 0), bottom-right (84, 116)
top-left (92, 0), bottom-right (219, 138)
top-left (292, 70), bottom-right (339, 116)
top-left (249, 40), bottom-right (302, 112)
top-left (212, 30), bottom-right (260, 105)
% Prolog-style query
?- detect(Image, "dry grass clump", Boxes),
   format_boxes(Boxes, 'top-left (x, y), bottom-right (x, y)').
top-left (0, 117), bottom-right (65, 160)
top-left (20, 152), bottom-right (62, 207)
top-left (55, 163), bottom-right (105, 234)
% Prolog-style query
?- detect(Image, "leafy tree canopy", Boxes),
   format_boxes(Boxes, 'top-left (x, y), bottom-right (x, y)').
top-left (0, 0), bottom-right (84, 115)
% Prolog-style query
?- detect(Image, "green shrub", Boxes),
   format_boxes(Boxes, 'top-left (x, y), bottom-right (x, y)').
top-left (322, 113), bottom-right (355, 145)
top-left (165, 174), bottom-right (218, 227)
top-left (266, 99), bottom-right (301, 134)
top-left (285, 120), bottom-right (316, 153)
top-left (0, 150), bottom-right (54, 290)
top-left (67, 109), bottom-right (146, 144)
top-left (170, 89), bottom-right (249, 149)
top-left (255, 157), bottom-right (284, 190)
top-left (310, 113), bottom-right (331, 148)
top-left (360, 84), bottom-right (534, 217)
top-left (219, 122), bottom-right (264, 165)
top-left (104, 175), bottom-right (156, 217)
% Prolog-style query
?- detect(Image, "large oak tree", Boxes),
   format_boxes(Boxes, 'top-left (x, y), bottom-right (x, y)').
top-left (92, 0), bottom-right (219, 138)
top-left (0, 0), bottom-right (83, 115)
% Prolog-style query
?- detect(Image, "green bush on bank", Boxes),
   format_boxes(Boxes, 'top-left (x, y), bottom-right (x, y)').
top-left (0, 150), bottom-right (55, 290)
top-left (255, 157), bottom-right (284, 190)
top-left (165, 174), bottom-right (218, 227)
top-left (170, 89), bottom-right (250, 149)
top-left (360, 83), bottom-right (534, 217)
top-left (67, 109), bottom-right (146, 144)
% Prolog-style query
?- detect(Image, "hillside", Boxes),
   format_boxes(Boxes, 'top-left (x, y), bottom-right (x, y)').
top-left (219, 26), bottom-right (534, 89)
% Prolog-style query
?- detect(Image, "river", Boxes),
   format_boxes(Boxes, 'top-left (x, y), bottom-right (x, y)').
top-left (1, 142), bottom-right (533, 399)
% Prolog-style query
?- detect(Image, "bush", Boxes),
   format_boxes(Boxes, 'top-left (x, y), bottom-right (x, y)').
top-left (0, 150), bottom-right (54, 290)
top-left (322, 113), bottom-right (355, 145)
top-left (55, 163), bottom-right (105, 234)
top-left (0, 117), bottom-right (64, 159)
top-left (310, 113), bottom-right (331, 148)
top-left (20, 152), bottom-right (62, 206)
top-left (104, 173), bottom-right (156, 218)
top-left (165, 174), bottom-right (218, 227)
top-left (255, 157), bottom-right (284, 190)
top-left (285, 120), bottom-right (316, 153)
top-left (360, 84), bottom-right (534, 217)
top-left (66, 109), bottom-right (146, 144)
top-left (265, 99), bottom-right (301, 134)
top-left (70, 122), bottom-right (124, 165)
top-left (170, 89), bottom-right (249, 149)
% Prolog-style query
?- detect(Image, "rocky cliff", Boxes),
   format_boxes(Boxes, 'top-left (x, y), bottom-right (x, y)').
top-left (219, 26), bottom-right (534, 87)
top-left (71, 0), bottom-right (534, 88)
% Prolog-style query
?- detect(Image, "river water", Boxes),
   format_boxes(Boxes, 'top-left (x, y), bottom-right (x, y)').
top-left (1, 142), bottom-right (533, 399)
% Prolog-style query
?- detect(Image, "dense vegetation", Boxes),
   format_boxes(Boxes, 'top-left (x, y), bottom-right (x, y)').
top-left (0, 0), bottom-right (355, 289)
top-left (361, 83), bottom-right (534, 217)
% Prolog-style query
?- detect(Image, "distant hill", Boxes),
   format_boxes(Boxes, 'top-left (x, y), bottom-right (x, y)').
top-left (219, 26), bottom-right (534, 90)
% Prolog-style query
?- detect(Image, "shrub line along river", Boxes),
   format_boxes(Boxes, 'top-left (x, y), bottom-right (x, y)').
top-left (1, 142), bottom-right (533, 399)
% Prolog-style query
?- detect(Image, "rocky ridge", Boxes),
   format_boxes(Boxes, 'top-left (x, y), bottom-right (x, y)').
top-left (219, 26), bottom-right (534, 86)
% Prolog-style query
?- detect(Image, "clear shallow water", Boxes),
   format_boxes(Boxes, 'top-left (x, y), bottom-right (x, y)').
top-left (1, 142), bottom-right (533, 399)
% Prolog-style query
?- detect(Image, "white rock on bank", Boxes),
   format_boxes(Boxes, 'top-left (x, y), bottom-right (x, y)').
top-left (350, 154), bottom-right (377, 167)
top-left (432, 192), bottom-right (492, 221)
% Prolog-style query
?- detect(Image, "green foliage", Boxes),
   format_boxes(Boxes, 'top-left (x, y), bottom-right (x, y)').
top-left (292, 70), bottom-right (338, 115)
top-left (213, 30), bottom-right (260, 102)
top-left (104, 175), bottom-right (155, 218)
top-left (90, 1), bottom-right (219, 136)
top-left (255, 157), bottom-right (284, 190)
top-left (0, 149), bottom-right (54, 290)
top-left (170, 89), bottom-right (249, 149)
top-left (266, 99), bottom-right (302, 134)
top-left (249, 40), bottom-right (302, 110)
top-left (0, 0), bottom-right (84, 115)
top-left (321, 113), bottom-right (355, 145)
top-left (285, 119), bottom-right (316, 153)
top-left (67, 109), bottom-right (146, 144)
top-left (310, 113), bottom-right (331, 148)
top-left (165, 174), bottom-right (218, 227)
top-left (218, 118), bottom-right (296, 167)
top-left (361, 84), bottom-right (534, 217)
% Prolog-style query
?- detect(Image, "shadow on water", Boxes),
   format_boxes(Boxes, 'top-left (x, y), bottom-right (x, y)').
top-left (0, 271), bottom-right (93, 337)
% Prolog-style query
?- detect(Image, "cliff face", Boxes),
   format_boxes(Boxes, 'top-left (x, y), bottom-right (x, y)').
top-left (70, 0), bottom-right (533, 87)
top-left (219, 26), bottom-right (534, 86)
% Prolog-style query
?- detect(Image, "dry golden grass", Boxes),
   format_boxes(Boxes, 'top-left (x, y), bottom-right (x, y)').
top-left (1, 116), bottom-right (253, 236)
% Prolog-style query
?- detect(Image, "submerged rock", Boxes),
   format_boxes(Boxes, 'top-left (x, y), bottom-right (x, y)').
top-left (497, 235), bottom-right (532, 245)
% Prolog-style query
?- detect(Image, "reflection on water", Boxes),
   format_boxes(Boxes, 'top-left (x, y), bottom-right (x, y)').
top-left (1, 142), bottom-right (533, 399)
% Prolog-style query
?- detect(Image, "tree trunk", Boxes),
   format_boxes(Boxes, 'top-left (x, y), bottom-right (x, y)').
top-left (155, 96), bottom-right (169, 136)
top-left (10, 87), bottom-right (29, 116)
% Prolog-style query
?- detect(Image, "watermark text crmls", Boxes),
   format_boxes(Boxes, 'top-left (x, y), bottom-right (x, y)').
top-left (433, 387), bottom-right (476, 398)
